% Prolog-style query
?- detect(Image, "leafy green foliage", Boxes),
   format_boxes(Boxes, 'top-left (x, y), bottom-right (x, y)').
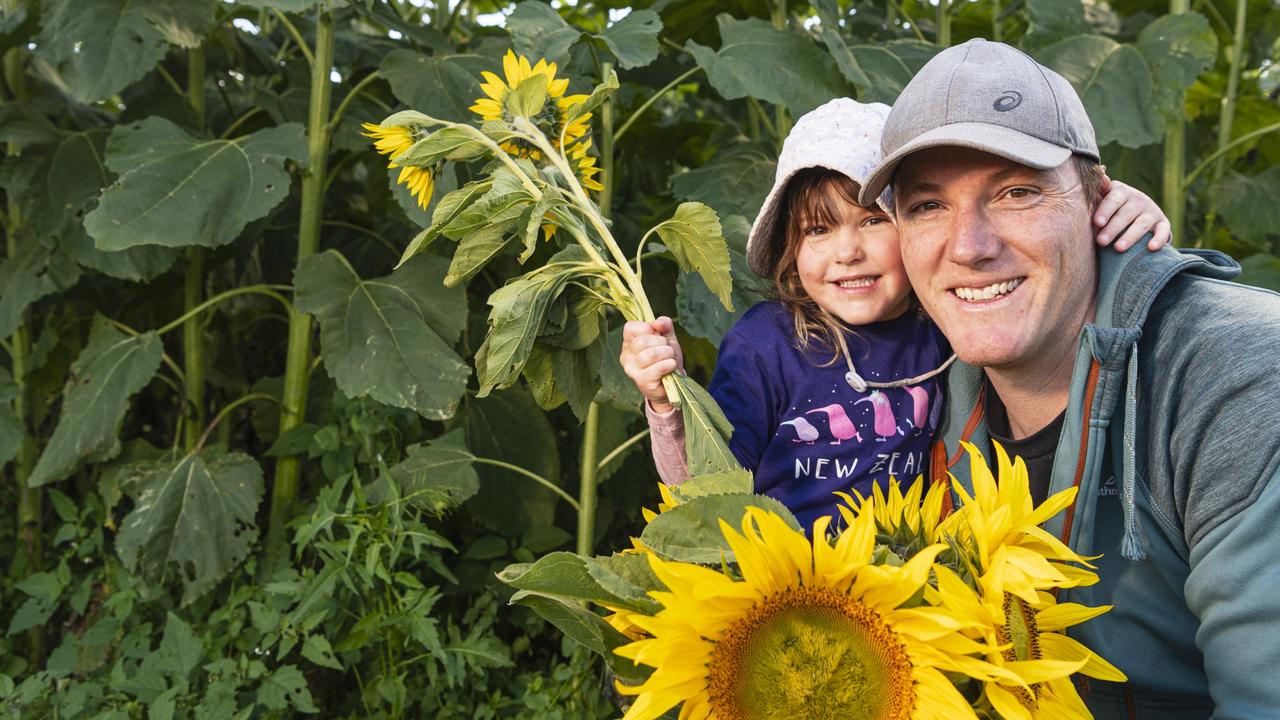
top-left (639, 492), bottom-right (799, 563)
top-left (688, 15), bottom-right (852, 116)
top-left (653, 202), bottom-right (733, 310)
top-left (296, 250), bottom-right (470, 420)
top-left (35, 0), bottom-right (216, 103)
top-left (28, 318), bottom-right (163, 487)
top-left (1038, 36), bottom-right (1160, 148)
top-left (116, 450), bottom-right (265, 606)
top-left (85, 119), bottom-right (307, 250)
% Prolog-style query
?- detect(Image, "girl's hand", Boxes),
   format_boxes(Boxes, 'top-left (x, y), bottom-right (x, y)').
top-left (1094, 173), bottom-right (1172, 251)
top-left (621, 317), bottom-right (684, 414)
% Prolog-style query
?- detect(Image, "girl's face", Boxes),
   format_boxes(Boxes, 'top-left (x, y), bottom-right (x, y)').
top-left (792, 186), bottom-right (913, 326)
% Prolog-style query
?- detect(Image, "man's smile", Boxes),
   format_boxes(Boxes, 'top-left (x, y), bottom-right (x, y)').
top-left (948, 276), bottom-right (1025, 303)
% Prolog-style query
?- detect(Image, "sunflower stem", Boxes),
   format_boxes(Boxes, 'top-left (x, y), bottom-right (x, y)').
top-left (3, 42), bottom-right (43, 666)
top-left (268, 8), bottom-right (334, 570)
top-left (1198, 0), bottom-right (1248, 248)
top-left (183, 46), bottom-right (208, 452)
top-left (512, 115), bottom-right (679, 405)
top-left (1162, 0), bottom-right (1190, 245)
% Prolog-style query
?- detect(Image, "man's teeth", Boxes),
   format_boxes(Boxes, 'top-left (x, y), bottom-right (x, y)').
top-left (954, 278), bottom-right (1023, 301)
top-left (836, 277), bottom-right (876, 288)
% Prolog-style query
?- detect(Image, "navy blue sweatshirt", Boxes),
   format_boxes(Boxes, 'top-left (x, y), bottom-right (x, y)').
top-left (708, 301), bottom-right (948, 529)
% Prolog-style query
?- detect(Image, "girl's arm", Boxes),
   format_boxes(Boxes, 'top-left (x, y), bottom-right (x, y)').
top-left (646, 402), bottom-right (690, 487)
top-left (621, 317), bottom-right (690, 486)
top-left (1093, 174), bottom-right (1173, 251)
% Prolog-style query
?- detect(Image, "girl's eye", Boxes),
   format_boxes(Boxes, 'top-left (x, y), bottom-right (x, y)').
top-left (863, 215), bottom-right (890, 227)
top-left (803, 224), bottom-right (829, 236)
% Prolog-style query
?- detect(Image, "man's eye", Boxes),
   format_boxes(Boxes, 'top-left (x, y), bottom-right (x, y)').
top-left (907, 201), bottom-right (940, 214)
top-left (1007, 187), bottom-right (1037, 199)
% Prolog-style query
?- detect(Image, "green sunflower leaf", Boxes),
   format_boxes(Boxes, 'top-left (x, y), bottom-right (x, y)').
top-left (85, 118), bottom-right (307, 251)
top-left (380, 51), bottom-right (495, 124)
top-left (34, 0), bottom-right (216, 104)
top-left (506, 73), bottom-right (550, 119)
top-left (640, 492), bottom-right (800, 564)
top-left (687, 15), bottom-right (851, 117)
top-left (366, 430), bottom-right (479, 516)
top-left (400, 127), bottom-right (489, 166)
top-left (508, 591), bottom-right (649, 684)
top-left (508, 2), bottom-right (582, 67)
top-left (676, 214), bottom-right (770, 345)
top-left (596, 9), bottom-right (662, 70)
top-left (294, 250), bottom-right (470, 421)
top-left (1037, 36), bottom-right (1160, 148)
top-left (115, 450), bottom-right (264, 607)
top-left (654, 202), bottom-right (733, 311)
top-left (397, 179), bottom-right (494, 268)
top-left (670, 373), bottom-right (741, 477)
top-left (442, 170), bottom-right (536, 287)
top-left (0, 236), bottom-right (80, 340)
top-left (28, 317), bottom-right (163, 487)
top-left (565, 69), bottom-right (619, 126)
top-left (498, 552), bottom-right (661, 614)
top-left (1136, 13), bottom-right (1217, 125)
top-left (474, 247), bottom-right (590, 394)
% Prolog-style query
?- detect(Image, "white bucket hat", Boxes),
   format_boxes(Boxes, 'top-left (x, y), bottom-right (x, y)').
top-left (745, 98), bottom-right (894, 278)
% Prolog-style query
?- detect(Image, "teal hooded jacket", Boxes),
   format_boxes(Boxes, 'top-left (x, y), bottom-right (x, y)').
top-left (929, 244), bottom-right (1280, 719)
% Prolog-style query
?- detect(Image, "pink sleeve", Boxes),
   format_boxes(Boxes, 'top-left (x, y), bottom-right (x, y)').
top-left (645, 401), bottom-right (690, 487)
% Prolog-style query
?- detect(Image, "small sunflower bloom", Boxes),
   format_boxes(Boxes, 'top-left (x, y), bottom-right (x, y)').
top-left (363, 122), bottom-right (435, 209)
top-left (469, 50), bottom-right (600, 192)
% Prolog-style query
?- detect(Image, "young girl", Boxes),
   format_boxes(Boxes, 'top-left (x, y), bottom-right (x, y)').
top-left (621, 99), bottom-right (1169, 529)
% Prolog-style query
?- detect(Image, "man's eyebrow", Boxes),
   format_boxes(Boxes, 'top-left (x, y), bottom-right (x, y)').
top-left (895, 181), bottom-right (941, 198)
top-left (989, 166), bottom-right (1047, 184)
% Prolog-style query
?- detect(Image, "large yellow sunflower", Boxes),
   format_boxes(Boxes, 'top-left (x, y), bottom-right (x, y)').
top-left (613, 506), bottom-right (1016, 720)
top-left (937, 443), bottom-right (1126, 719)
top-left (362, 122), bottom-right (435, 209)
top-left (469, 50), bottom-right (599, 188)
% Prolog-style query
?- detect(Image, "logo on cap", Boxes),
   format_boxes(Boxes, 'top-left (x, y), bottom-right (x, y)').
top-left (993, 91), bottom-right (1022, 112)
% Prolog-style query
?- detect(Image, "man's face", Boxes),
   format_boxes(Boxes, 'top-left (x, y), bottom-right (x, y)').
top-left (892, 147), bottom-right (1097, 372)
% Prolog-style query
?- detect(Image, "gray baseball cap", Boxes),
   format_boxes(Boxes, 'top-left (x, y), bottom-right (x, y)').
top-left (858, 38), bottom-right (1099, 207)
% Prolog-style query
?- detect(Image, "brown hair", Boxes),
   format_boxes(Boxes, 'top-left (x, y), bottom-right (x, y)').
top-left (770, 168), bottom-right (877, 365)
top-left (1072, 154), bottom-right (1106, 211)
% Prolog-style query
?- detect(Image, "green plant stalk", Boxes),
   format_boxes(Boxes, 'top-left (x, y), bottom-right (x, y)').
top-left (770, 0), bottom-right (791, 143)
top-left (1163, 0), bottom-right (1191, 245)
top-left (576, 63), bottom-right (616, 557)
top-left (4, 43), bottom-right (44, 665)
top-left (1199, 0), bottom-right (1248, 247)
top-left (1183, 120), bottom-right (1280, 188)
top-left (991, 0), bottom-right (1001, 42)
top-left (613, 66), bottom-right (700, 143)
top-left (576, 402), bottom-right (600, 555)
top-left (269, 10), bottom-right (335, 558)
top-left (183, 47), bottom-right (208, 450)
top-left (937, 0), bottom-right (951, 47)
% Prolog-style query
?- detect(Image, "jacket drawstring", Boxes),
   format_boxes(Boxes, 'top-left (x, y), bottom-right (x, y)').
top-left (1120, 341), bottom-right (1148, 561)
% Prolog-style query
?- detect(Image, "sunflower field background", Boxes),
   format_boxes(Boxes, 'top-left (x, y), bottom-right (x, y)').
top-left (0, 0), bottom-right (1277, 717)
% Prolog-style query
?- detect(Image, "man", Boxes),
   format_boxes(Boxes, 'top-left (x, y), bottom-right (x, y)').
top-left (859, 39), bottom-right (1280, 719)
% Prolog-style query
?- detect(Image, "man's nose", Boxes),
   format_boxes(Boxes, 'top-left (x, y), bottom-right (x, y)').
top-left (946, 206), bottom-right (1000, 266)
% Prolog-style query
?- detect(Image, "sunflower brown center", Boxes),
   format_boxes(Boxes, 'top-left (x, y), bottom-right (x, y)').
top-left (997, 592), bottom-right (1043, 707)
top-left (706, 587), bottom-right (914, 720)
